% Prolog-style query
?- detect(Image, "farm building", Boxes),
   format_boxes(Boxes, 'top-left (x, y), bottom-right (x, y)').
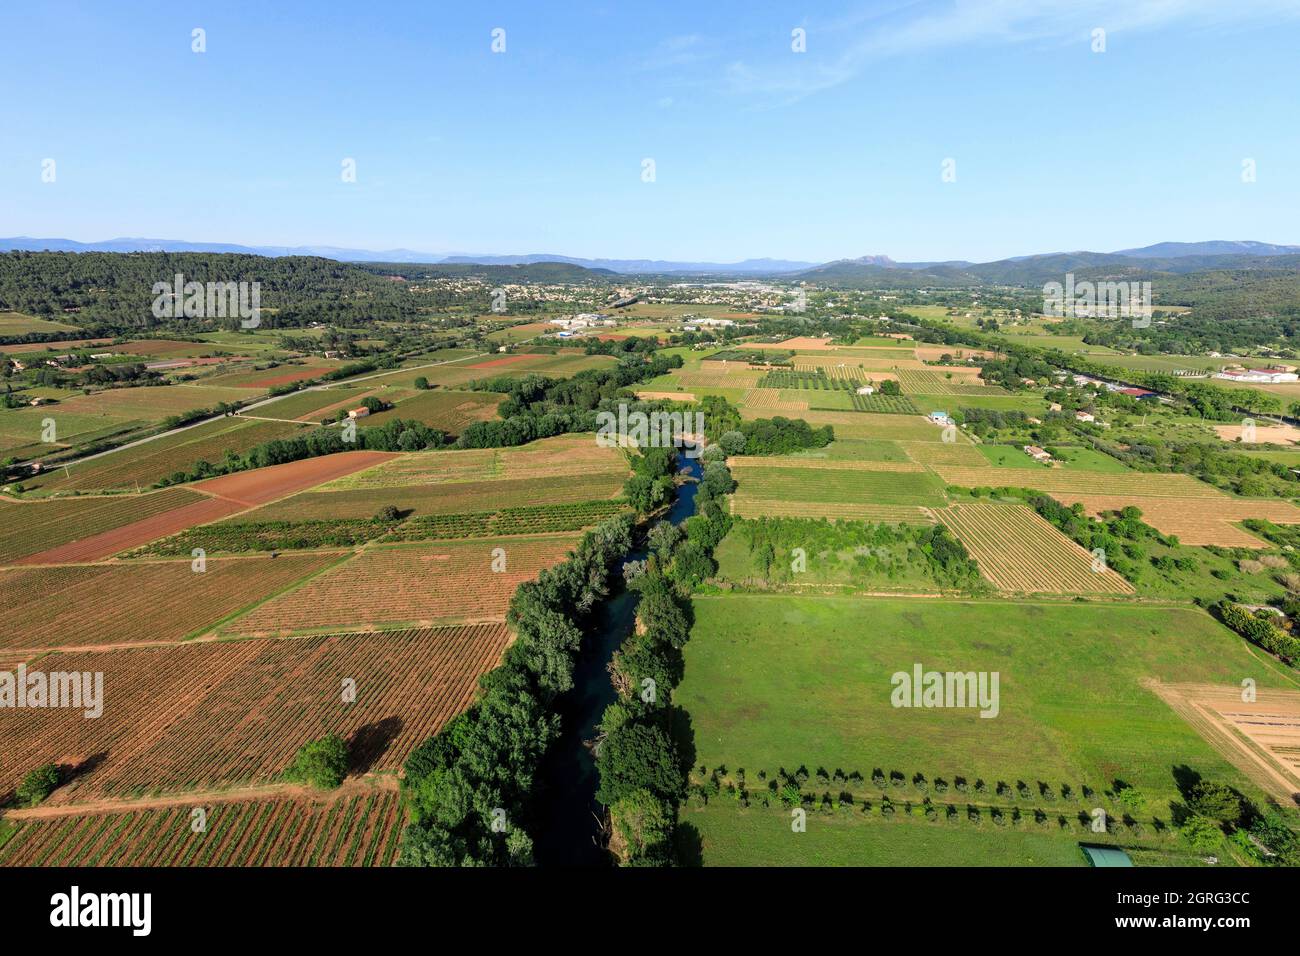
top-left (856, 385), bottom-right (875, 396)
top-left (1080, 845), bottom-right (1133, 867)
top-left (347, 407), bottom-right (370, 420)
top-left (1214, 368), bottom-right (1299, 384)
top-left (1075, 411), bottom-right (1095, 423)
top-left (1023, 445), bottom-right (1052, 462)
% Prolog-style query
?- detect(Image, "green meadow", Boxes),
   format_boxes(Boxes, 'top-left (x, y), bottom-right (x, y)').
top-left (676, 595), bottom-right (1291, 821)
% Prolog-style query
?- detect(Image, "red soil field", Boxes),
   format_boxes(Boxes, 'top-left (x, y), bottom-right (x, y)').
top-left (0, 623), bottom-right (512, 803)
top-left (468, 354), bottom-right (534, 369)
top-left (16, 451), bottom-right (395, 564)
top-left (193, 450), bottom-right (398, 507)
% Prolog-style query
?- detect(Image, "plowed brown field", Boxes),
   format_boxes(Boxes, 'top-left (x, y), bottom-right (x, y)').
top-left (194, 451), bottom-right (399, 507)
top-left (0, 553), bottom-right (341, 651)
top-left (0, 623), bottom-right (512, 802)
top-left (0, 786), bottom-right (404, 867)
top-left (224, 535), bottom-right (577, 635)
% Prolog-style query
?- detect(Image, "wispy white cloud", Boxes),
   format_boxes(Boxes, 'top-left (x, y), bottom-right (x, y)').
top-left (635, 33), bottom-right (712, 72)
top-left (718, 0), bottom-right (1299, 103)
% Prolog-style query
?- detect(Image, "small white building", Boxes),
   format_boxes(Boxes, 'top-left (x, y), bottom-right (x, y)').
top-left (928, 411), bottom-right (953, 426)
top-left (1214, 368), bottom-right (1299, 384)
top-left (1075, 411), bottom-right (1095, 423)
top-left (856, 385), bottom-right (875, 396)
top-left (1023, 445), bottom-right (1052, 462)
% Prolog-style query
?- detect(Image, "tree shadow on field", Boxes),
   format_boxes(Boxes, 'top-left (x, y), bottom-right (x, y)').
top-left (62, 751), bottom-right (108, 785)
top-left (674, 821), bottom-right (704, 867)
top-left (348, 717), bottom-right (404, 774)
top-left (668, 706), bottom-right (697, 780)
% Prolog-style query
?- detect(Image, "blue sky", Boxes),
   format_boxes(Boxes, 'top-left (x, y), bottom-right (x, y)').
top-left (2, 0), bottom-right (1298, 263)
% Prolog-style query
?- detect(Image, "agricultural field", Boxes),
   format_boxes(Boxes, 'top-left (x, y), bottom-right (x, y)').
top-left (485, 320), bottom-right (556, 344)
top-left (0, 786), bottom-right (404, 867)
top-left (729, 457), bottom-right (947, 522)
top-left (1148, 683), bottom-right (1300, 804)
top-left (358, 389), bottom-right (503, 435)
top-left (681, 802), bottom-right (1198, 867)
top-left (742, 388), bottom-right (809, 412)
top-left (929, 465), bottom-right (1224, 498)
top-left (676, 594), bottom-right (1283, 846)
top-left (935, 503), bottom-right (1134, 595)
top-left (793, 354), bottom-right (927, 372)
top-left (899, 440), bottom-right (988, 468)
top-left (0, 553), bottom-right (342, 651)
top-left (382, 501), bottom-right (629, 541)
top-left (787, 438), bottom-right (912, 463)
top-left (53, 384), bottom-right (258, 419)
top-left (0, 488), bottom-right (209, 564)
top-left (0, 405), bottom-right (146, 457)
top-left (895, 369), bottom-right (1008, 396)
top-left (743, 408), bottom-right (950, 442)
top-left (1052, 494), bottom-right (1300, 548)
top-left (19, 417), bottom-right (310, 493)
top-left (255, 387), bottom-right (371, 421)
top-left (0, 624), bottom-right (513, 802)
top-left (248, 474), bottom-right (617, 521)
top-left (0, 311), bottom-right (79, 334)
top-left (223, 535), bottom-right (578, 635)
top-left (250, 436), bottom-right (628, 520)
top-left (197, 359), bottom-right (338, 390)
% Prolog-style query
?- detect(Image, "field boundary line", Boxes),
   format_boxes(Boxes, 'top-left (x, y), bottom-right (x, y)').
top-left (1, 774), bottom-right (401, 822)
top-left (199, 549), bottom-right (359, 639)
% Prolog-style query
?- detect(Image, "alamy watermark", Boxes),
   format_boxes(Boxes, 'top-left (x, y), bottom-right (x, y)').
top-left (1, 664), bottom-right (103, 719)
top-left (596, 404), bottom-right (704, 459)
top-left (890, 663), bottom-right (999, 718)
top-left (151, 273), bottom-right (261, 328)
top-left (1042, 273), bottom-right (1151, 328)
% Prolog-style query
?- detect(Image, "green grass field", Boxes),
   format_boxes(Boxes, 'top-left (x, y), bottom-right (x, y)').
top-left (680, 802), bottom-right (1202, 866)
top-left (0, 311), bottom-right (79, 334)
top-left (732, 464), bottom-right (948, 507)
top-left (676, 595), bottom-right (1290, 827)
top-left (788, 439), bottom-right (912, 463)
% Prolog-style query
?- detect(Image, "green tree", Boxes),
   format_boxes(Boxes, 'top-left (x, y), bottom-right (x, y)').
top-left (286, 733), bottom-right (349, 789)
top-left (596, 721), bottom-right (683, 806)
top-left (16, 763), bottom-right (60, 807)
top-left (1187, 780), bottom-right (1243, 825)
top-left (609, 788), bottom-right (674, 866)
top-left (1180, 814), bottom-right (1223, 852)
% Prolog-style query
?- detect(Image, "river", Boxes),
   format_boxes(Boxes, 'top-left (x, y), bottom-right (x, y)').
top-left (533, 449), bottom-right (703, 866)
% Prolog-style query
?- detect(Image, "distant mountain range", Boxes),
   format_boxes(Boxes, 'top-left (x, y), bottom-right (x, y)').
top-left (3, 236), bottom-right (1299, 283)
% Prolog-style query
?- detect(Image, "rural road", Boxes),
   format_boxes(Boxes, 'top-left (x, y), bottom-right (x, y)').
top-left (18, 350), bottom-right (490, 474)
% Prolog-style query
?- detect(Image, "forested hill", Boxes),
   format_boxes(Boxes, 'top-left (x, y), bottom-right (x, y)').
top-left (351, 260), bottom-right (616, 283)
top-left (0, 251), bottom-right (421, 331)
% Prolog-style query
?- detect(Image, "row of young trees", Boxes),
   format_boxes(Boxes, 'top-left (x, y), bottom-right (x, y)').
top-left (156, 418), bottom-right (447, 486)
top-left (457, 354), bottom-right (685, 449)
top-left (596, 450), bottom-right (736, 865)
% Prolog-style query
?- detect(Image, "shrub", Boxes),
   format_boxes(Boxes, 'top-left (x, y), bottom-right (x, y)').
top-left (285, 733), bottom-right (349, 789)
top-left (16, 764), bottom-right (60, 807)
